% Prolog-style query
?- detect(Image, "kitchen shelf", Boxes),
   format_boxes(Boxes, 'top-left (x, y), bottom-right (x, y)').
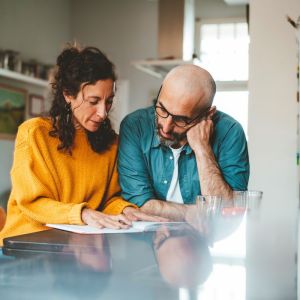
top-left (132, 60), bottom-right (248, 91)
top-left (0, 68), bottom-right (49, 87)
top-left (132, 58), bottom-right (201, 78)
top-left (216, 80), bottom-right (248, 91)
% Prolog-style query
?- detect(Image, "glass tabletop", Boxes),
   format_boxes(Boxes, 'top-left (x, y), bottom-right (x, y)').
top-left (0, 198), bottom-right (298, 300)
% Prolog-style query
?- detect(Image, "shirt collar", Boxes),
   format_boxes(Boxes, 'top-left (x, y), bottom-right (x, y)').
top-left (150, 107), bottom-right (161, 148)
top-left (152, 138), bottom-right (193, 155)
top-left (183, 144), bottom-right (193, 155)
top-left (151, 133), bottom-right (161, 148)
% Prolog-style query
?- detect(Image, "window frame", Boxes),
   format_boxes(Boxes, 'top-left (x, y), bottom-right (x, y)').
top-left (195, 17), bottom-right (249, 92)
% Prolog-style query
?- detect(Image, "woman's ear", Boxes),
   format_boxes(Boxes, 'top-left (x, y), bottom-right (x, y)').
top-left (63, 91), bottom-right (73, 104)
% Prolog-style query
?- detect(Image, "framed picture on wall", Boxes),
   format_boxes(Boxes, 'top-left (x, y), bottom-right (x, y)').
top-left (0, 84), bottom-right (27, 140)
top-left (29, 94), bottom-right (45, 117)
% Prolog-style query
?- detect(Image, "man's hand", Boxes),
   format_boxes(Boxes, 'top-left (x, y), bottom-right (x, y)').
top-left (187, 119), bottom-right (214, 153)
top-left (187, 106), bottom-right (216, 153)
top-left (123, 206), bottom-right (168, 222)
top-left (186, 107), bottom-right (233, 199)
top-left (81, 208), bottom-right (131, 229)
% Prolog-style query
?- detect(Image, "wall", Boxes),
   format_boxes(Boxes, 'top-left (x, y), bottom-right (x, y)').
top-left (0, 0), bottom-right (71, 64)
top-left (247, 0), bottom-right (299, 298)
top-left (0, 0), bottom-right (71, 194)
top-left (71, 0), bottom-right (161, 113)
top-left (195, 0), bottom-right (246, 20)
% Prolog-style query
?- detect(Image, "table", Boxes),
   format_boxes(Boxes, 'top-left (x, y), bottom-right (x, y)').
top-left (0, 206), bottom-right (297, 300)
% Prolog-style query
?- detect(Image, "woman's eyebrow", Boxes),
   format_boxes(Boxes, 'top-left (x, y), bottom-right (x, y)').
top-left (87, 93), bottom-right (114, 100)
top-left (87, 96), bottom-right (100, 99)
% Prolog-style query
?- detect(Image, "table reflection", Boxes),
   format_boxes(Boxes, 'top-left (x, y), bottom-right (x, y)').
top-left (62, 233), bottom-right (112, 272)
top-left (152, 224), bottom-right (212, 289)
top-left (185, 199), bottom-right (246, 244)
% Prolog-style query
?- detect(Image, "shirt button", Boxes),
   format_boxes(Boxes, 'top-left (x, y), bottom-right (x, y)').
top-left (163, 180), bottom-right (168, 184)
top-left (169, 156), bottom-right (173, 160)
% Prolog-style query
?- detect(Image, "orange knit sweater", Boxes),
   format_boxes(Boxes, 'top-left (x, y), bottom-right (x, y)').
top-left (0, 117), bottom-right (135, 245)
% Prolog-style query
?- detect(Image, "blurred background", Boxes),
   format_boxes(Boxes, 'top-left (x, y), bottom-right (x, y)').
top-left (0, 0), bottom-right (299, 293)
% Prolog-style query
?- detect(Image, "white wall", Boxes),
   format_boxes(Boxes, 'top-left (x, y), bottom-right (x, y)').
top-left (71, 0), bottom-right (161, 113)
top-left (195, 0), bottom-right (246, 19)
top-left (248, 0), bottom-right (299, 227)
top-left (247, 0), bottom-right (299, 298)
top-left (0, 0), bottom-right (71, 64)
top-left (0, 0), bottom-right (71, 194)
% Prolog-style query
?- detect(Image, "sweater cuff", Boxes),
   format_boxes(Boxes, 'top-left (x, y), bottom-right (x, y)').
top-left (103, 199), bottom-right (137, 215)
top-left (68, 202), bottom-right (87, 225)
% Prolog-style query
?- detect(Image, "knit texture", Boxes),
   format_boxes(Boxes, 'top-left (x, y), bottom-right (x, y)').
top-left (0, 117), bottom-right (135, 245)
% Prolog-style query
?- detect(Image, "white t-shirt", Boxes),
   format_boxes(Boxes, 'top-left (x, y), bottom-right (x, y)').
top-left (166, 146), bottom-right (184, 204)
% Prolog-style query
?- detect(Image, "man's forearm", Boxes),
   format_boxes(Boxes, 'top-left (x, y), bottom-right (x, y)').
top-left (195, 145), bottom-right (233, 199)
top-left (140, 199), bottom-right (189, 221)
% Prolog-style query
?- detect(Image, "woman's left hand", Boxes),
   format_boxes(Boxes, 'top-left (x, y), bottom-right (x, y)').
top-left (81, 208), bottom-right (132, 229)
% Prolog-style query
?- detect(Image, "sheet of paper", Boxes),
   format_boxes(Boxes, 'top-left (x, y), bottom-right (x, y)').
top-left (131, 221), bottom-right (186, 230)
top-left (46, 221), bottom-right (186, 234)
top-left (46, 224), bottom-right (141, 234)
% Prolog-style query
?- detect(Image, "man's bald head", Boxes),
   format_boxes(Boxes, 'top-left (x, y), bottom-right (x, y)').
top-left (155, 65), bottom-right (216, 148)
top-left (161, 65), bottom-right (216, 110)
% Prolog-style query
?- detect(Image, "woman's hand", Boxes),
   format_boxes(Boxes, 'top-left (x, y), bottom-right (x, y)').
top-left (81, 208), bottom-right (132, 229)
top-left (122, 206), bottom-right (169, 222)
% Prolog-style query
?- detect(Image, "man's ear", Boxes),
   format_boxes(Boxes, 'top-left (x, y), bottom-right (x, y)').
top-left (207, 106), bottom-right (216, 119)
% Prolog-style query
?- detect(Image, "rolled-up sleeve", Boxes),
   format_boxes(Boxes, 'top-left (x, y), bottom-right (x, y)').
top-left (217, 122), bottom-right (250, 191)
top-left (118, 116), bottom-right (155, 207)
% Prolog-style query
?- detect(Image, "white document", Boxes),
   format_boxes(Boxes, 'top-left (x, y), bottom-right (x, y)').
top-left (46, 221), bottom-right (185, 235)
top-left (131, 221), bottom-right (185, 231)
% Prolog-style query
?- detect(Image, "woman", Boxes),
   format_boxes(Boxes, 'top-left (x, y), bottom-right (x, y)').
top-left (0, 45), bottom-right (157, 245)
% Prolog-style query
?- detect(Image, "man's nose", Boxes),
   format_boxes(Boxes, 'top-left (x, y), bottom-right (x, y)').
top-left (162, 115), bottom-right (174, 133)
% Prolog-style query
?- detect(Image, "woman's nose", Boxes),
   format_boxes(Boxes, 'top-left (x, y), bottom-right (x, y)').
top-left (96, 103), bottom-right (107, 120)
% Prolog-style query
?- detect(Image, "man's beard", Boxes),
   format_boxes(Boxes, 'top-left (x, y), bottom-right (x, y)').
top-left (155, 116), bottom-right (186, 148)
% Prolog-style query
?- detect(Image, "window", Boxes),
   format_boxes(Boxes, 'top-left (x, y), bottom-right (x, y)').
top-left (214, 91), bottom-right (248, 134)
top-left (197, 19), bottom-right (249, 135)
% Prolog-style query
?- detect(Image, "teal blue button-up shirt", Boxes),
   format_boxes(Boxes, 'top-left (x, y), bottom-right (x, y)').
top-left (118, 107), bottom-right (249, 207)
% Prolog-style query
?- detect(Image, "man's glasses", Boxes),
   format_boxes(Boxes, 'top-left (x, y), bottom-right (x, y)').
top-left (154, 86), bottom-right (210, 128)
top-left (156, 106), bottom-right (208, 128)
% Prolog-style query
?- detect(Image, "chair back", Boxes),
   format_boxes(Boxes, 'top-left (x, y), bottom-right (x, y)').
top-left (0, 207), bottom-right (6, 231)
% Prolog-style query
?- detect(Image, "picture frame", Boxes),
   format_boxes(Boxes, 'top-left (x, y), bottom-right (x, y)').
top-left (29, 94), bottom-right (45, 117)
top-left (0, 83), bottom-right (27, 140)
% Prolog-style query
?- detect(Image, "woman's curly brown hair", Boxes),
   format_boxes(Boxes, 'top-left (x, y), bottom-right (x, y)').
top-left (49, 45), bottom-right (117, 153)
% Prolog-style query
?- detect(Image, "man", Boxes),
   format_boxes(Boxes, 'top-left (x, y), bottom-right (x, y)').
top-left (118, 65), bottom-right (249, 220)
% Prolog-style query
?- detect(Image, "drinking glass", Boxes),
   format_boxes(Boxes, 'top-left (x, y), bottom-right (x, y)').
top-left (196, 195), bottom-right (222, 217)
top-left (232, 190), bottom-right (263, 215)
top-left (245, 190), bottom-right (263, 211)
